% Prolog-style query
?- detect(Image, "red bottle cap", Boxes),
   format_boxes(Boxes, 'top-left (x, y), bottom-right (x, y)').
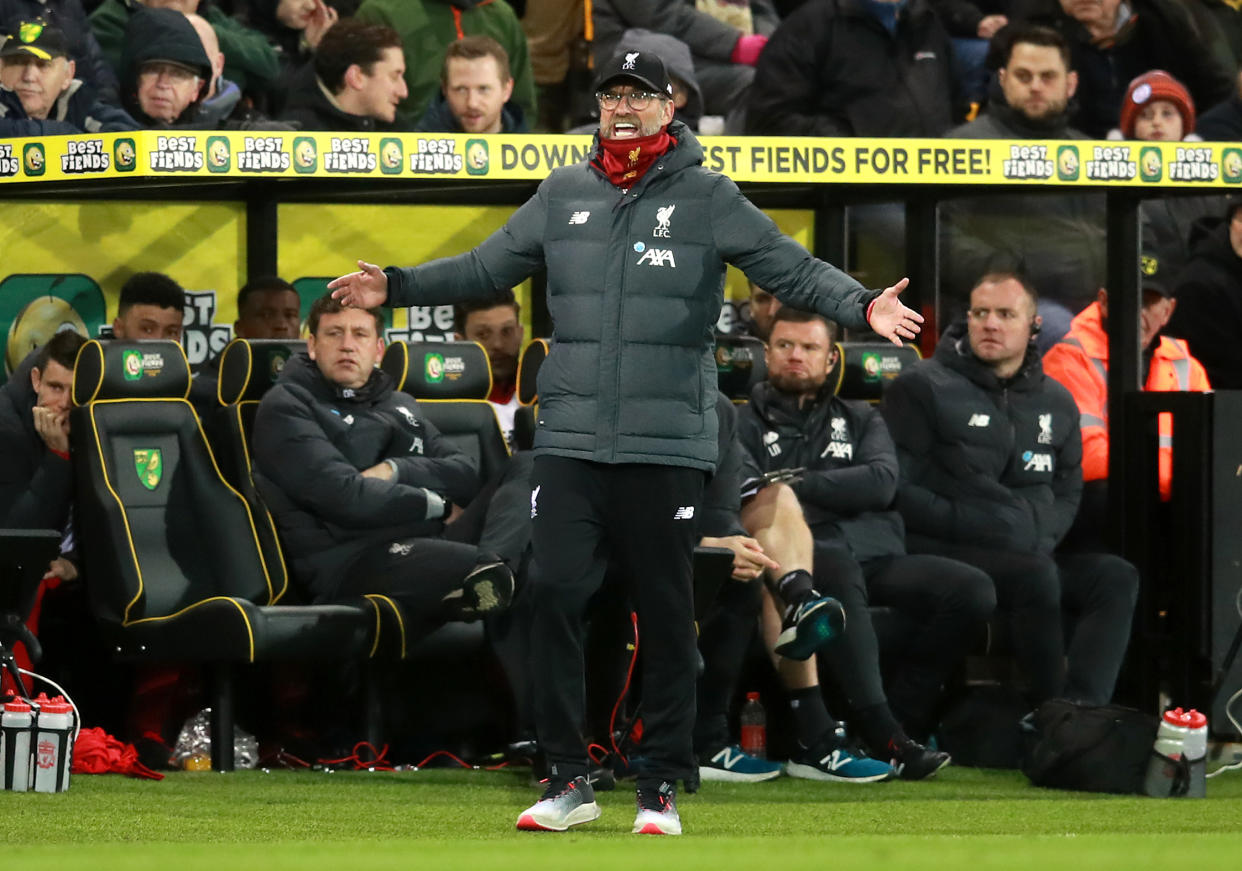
top-left (1163, 707), bottom-right (1207, 728)
top-left (4, 698), bottom-right (32, 713)
top-left (1183, 709), bottom-right (1207, 729)
top-left (40, 698), bottom-right (72, 715)
top-left (746, 692), bottom-right (760, 701)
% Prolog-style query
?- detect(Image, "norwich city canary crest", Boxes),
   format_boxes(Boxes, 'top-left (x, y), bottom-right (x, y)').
top-left (133, 448), bottom-right (163, 490)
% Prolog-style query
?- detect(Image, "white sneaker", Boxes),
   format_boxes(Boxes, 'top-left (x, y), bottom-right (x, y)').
top-left (632, 781), bottom-right (681, 835)
top-left (516, 776), bottom-right (601, 832)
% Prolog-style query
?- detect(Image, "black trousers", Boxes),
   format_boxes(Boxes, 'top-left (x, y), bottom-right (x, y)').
top-left (812, 545), bottom-right (996, 735)
top-left (529, 455), bottom-right (704, 787)
top-left (908, 541), bottom-right (1139, 706)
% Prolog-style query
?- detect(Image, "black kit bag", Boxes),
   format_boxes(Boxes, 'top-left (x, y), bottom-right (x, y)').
top-left (1022, 698), bottom-right (1159, 794)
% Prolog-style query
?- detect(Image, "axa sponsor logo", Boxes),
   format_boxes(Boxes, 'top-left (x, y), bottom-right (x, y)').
top-left (821, 441), bottom-right (853, 460)
top-left (1023, 450), bottom-right (1053, 472)
top-left (633, 241), bottom-right (676, 267)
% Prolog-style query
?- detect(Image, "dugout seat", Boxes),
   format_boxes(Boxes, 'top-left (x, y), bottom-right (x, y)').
top-left (380, 340), bottom-right (510, 482)
top-left (834, 341), bottom-right (921, 402)
top-left (714, 335), bottom-right (767, 402)
top-left (513, 338), bottom-right (548, 451)
top-left (70, 340), bottom-right (372, 770)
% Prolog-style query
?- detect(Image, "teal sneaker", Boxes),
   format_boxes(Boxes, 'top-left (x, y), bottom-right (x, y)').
top-left (785, 727), bottom-right (895, 783)
top-left (774, 596), bottom-right (846, 661)
top-left (698, 744), bottom-right (783, 783)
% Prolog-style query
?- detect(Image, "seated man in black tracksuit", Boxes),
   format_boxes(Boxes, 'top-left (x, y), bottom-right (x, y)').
top-left (880, 272), bottom-right (1139, 708)
top-left (251, 294), bottom-right (516, 631)
top-left (735, 307), bottom-right (994, 779)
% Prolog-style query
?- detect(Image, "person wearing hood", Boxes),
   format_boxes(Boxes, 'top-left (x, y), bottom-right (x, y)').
top-left (118, 5), bottom-right (210, 125)
top-left (354, 0), bottom-right (534, 131)
top-left (744, 0), bottom-right (956, 136)
top-left (280, 18), bottom-right (409, 131)
top-left (0, 0), bottom-right (118, 102)
top-left (881, 272), bottom-right (1139, 713)
top-left (1168, 198), bottom-right (1242, 390)
top-left (0, 18), bottom-right (137, 134)
top-left (940, 24), bottom-right (1104, 349)
top-left (328, 48), bottom-right (923, 835)
top-left (89, 0), bottom-right (281, 104)
top-left (414, 35), bottom-right (526, 134)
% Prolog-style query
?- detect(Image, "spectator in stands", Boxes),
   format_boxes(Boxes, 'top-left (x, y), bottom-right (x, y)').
top-left (925, 0), bottom-right (1010, 109)
top-left (619, 28), bottom-right (703, 132)
top-left (1109, 71), bottom-right (1226, 283)
top-left (736, 308), bottom-right (989, 778)
top-left (881, 273), bottom-right (1139, 708)
top-left (1043, 252), bottom-right (1210, 551)
top-left (243, 0), bottom-right (335, 110)
top-left (1184, 0), bottom-right (1242, 72)
top-left (0, 18), bottom-right (137, 135)
top-left (745, 0), bottom-right (955, 136)
top-left (1015, 0), bottom-right (1233, 138)
top-left (592, 0), bottom-right (778, 124)
top-left (940, 24), bottom-right (1103, 347)
top-left (280, 19), bottom-right (409, 131)
top-left (117, 6), bottom-right (210, 125)
top-left (1198, 70), bottom-right (1242, 140)
top-left (743, 281), bottom-right (780, 341)
top-left (0, 331), bottom-right (86, 581)
top-left (354, 0), bottom-right (535, 132)
top-left (89, 0), bottom-right (280, 102)
top-left (453, 290), bottom-right (523, 448)
top-left (0, 0), bottom-right (118, 101)
top-left (520, 0), bottom-right (583, 131)
top-left (415, 35), bottom-right (527, 134)
top-left (250, 294), bottom-right (515, 632)
top-left (1169, 198), bottom-right (1242, 389)
top-left (112, 271), bottom-right (184, 342)
top-left (184, 12), bottom-right (285, 128)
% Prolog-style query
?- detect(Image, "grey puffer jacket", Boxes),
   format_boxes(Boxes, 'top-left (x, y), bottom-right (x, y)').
top-left (386, 120), bottom-right (877, 472)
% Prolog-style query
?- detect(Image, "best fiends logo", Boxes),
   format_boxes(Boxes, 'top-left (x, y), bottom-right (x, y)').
top-left (0, 143), bottom-right (17, 177)
top-left (237, 136), bottom-right (290, 172)
top-left (61, 139), bottom-right (109, 173)
top-left (149, 135), bottom-right (204, 172)
top-left (325, 137), bottom-right (376, 173)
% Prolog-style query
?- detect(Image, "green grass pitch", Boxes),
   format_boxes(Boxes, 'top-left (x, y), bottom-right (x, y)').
top-left (3, 766), bottom-right (1242, 870)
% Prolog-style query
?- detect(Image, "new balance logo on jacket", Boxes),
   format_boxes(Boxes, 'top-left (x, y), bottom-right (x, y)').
top-left (568, 211), bottom-right (590, 224)
top-left (967, 414), bottom-right (990, 427)
top-left (673, 506), bottom-right (695, 520)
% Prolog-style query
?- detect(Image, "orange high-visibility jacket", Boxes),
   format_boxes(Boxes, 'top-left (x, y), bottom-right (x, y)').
top-left (1042, 301), bottom-right (1210, 500)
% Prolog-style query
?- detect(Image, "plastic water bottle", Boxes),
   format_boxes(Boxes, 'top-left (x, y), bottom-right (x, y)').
top-left (1, 698), bottom-right (35, 792)
top-left (1144, 707), bottom-right (1207, 798)
top-left (740, 692), bottom-right (767, 759)
top-left (32, 694), bottom-right (74, 794)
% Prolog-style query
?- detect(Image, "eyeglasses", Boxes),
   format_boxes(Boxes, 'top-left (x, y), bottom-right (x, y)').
top-left (139, 62), bottom-right (199, 84)
top-left (596, 90), bottom-right (665, 111)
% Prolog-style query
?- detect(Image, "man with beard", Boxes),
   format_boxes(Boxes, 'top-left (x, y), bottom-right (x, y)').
top-left (454, 289), bottom-right (523, 448)
top-left (329, 48), bottom-right (922, 836)
top-left (940, 24), bottom-right (1104, 348)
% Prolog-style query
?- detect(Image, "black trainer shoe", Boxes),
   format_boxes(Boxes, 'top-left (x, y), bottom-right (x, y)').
top-left (890, 739), bottom-right (951, 781)
top-left (443, 561), bottom-right (514, 620)
top-left (516, 776), bottom-right (601, 831)
top-left (774, 595), bottom-right (846, 661)
top-left (632, 781), bottom-right (681, 835)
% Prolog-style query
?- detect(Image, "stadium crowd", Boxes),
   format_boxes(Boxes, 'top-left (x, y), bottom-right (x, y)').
top-left (0, 0), bottom-right (1234, 835)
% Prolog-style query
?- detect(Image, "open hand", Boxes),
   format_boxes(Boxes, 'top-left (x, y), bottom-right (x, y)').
top-left (867, 277), bottom-right (923, 346)
top-left (328, 260), bottom-right (389, 309)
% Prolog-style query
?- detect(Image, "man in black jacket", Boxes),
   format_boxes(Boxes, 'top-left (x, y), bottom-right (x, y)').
top-left (280, 19), bottom-right (410, 132)
top-left (329, 48), bottom-right (922, 836)
top-left (251, 295), bottom-right (515, 634)
top-left (881, 273), bottom-right (1139, 709)
top-left (0, 330), bottom-right (86, 583)
top-left (745, 0), bottom-right (956, 136)
top-left (1168, 200), bottom-right (1242, 390)
top-left (737, 308), bottom-right (992, 779)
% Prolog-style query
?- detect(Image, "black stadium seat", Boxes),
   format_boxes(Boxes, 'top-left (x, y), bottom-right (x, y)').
top-left (69, 339), bottom-right (372, 769)
top-left (380, 340), bottom-right (510, 482)
top-left (513, 338), bottom-right (548, 450)
top-left (834, 341), bottom-right (922, 402)
top-left (714, 335), bottom-right (767, 402)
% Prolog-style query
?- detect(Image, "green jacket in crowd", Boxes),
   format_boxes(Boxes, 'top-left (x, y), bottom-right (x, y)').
top-left (354, 0), bottom-right (535, 131)
top-left (384, 121), bottom-right (878, 472)
top-left (90, 0), bottom-right (280, 96)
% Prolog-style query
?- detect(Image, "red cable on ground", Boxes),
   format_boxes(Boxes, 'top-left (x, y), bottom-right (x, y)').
top-left (608, 611), bottom-right (640, 765)
top-left (318, 742), bottom-right (394, 770)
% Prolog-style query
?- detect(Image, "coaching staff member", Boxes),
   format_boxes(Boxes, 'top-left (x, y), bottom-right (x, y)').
top-left (329, 48), bottom-right (922, 836)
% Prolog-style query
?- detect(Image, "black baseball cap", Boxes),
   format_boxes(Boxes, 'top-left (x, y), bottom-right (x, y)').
top-left (1, 20), bottom-right (69, 61)
top-left (1140, 251), bottom-right (1172, 298)
top-left (594, 48), bottom-right (674, 97)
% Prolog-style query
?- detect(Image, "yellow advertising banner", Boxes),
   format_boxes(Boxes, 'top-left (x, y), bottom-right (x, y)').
top-left (0, 132), bottom-right (1237, 187)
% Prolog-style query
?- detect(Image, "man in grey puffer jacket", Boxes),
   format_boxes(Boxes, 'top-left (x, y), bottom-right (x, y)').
top-left (330, 47), bottom-right (922, 836)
